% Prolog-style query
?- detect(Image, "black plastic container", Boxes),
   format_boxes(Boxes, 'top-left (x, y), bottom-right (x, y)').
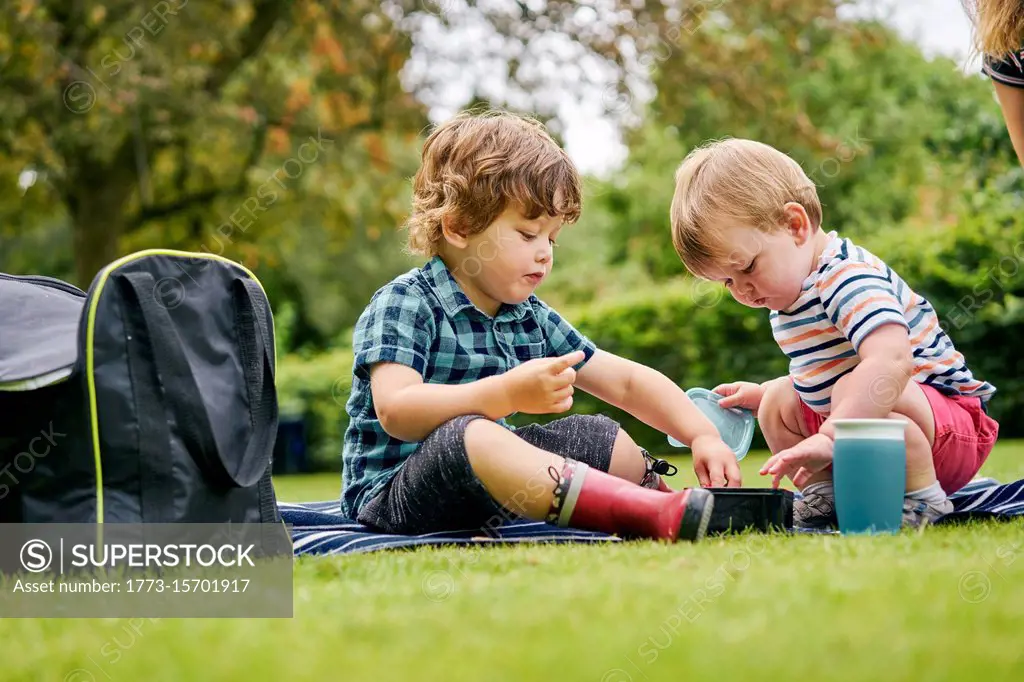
top-left (706, 488), bottom-right (794, 535)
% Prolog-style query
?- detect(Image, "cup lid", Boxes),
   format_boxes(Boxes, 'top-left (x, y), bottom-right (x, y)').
top-left (667, 387), bottom-right (756, 460)
top-left (832, 418), bottom-right (907, 440)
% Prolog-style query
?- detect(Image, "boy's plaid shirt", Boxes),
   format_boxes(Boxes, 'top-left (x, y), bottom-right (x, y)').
top-left (341, 256), bottom-right (596, 517)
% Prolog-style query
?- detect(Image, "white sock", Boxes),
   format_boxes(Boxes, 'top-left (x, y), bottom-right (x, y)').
top-left (906, 481), bottom-right (947, 507)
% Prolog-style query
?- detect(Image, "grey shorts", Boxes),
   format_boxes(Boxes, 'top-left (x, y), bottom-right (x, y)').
top-left (356, 414), bottom-right (620, 535)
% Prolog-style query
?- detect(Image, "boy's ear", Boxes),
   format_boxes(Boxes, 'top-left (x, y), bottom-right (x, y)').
top-left (440, 214), bottom-right (470, 249)
top-left (783, 202), bottom-right (813, 245)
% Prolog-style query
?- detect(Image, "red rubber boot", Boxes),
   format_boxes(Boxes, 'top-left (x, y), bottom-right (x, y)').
top-left (556, 463), bottom-right (714, 542)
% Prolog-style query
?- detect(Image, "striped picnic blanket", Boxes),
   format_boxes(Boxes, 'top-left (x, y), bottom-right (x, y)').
top-left (281, 477), bottom-right (1024, 556)
top-left (944, 477), bottom-right (1024, 518)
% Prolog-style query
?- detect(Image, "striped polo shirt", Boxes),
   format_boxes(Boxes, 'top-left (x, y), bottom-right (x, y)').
top-left (770, 232), bottom-right (996, 414)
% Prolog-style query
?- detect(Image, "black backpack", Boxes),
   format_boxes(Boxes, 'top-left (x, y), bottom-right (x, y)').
top-left (0, 250), bottom-right (282, 525)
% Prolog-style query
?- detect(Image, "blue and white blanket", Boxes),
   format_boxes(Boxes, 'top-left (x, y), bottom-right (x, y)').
top-left (281, 477), bottom-right (1024, 556)
top-left (944, 476), bottom-right (1024, 518)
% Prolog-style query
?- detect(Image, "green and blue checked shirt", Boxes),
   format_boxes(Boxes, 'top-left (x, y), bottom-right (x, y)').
top-left (341, 256), bottom-right (597, 517)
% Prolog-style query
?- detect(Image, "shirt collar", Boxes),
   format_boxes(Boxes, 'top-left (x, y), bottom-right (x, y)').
top-left (424, 256), bottom-right (532, 322)
top-left (799, 230), bottom-right (842, 292)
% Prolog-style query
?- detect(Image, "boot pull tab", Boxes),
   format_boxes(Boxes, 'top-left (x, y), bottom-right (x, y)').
top-left (640, 449), bottom-right (677, 488)
top-left (651, 458), bottom-right (677, 477)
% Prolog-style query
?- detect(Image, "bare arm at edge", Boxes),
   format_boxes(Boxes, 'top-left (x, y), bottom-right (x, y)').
top-left (994, 80), bottom-right (1024, 167)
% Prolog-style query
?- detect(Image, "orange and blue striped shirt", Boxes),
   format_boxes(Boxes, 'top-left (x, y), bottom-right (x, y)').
top-left (770, 232), bottom-right (996, 414)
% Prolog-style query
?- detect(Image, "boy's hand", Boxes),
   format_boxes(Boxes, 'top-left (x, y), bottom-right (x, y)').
top-left (500, 350), bottom-right (585, 415)
top-left (711, 381), bottom-right (765, 412)
top-left (691, 434), bottom-right (742, 488)
top-left (760, 433), bottom-right (834, 489)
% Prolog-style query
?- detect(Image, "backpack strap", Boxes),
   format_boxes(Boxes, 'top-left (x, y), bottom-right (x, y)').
top-left (118, 285), bottom-right (175, 522)
top-left (258, 467), bottom-right (280, 524)
top-left (233, 279), bottom-right (278, 483)
top-left (236, 278), bottom-right (282, 525)
top-left (116, 271), bottom-right (277, 489)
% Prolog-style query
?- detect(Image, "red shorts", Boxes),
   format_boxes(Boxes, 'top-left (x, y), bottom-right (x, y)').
top-left (800, 383), bottom-right (1000, 494)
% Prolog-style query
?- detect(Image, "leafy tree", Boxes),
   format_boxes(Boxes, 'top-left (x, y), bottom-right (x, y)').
top-left (1, 0), bottom-right (428, 287)
top-left (1, 0), bottom-right (660, 345)
top-left (584, 0), bottom-right (1019, 281)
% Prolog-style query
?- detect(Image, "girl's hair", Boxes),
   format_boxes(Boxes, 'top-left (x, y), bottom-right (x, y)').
top-left (404, 109), bottom-right (582, 257)
top-left (962, 0), bottom-right (1024, 59)
top-left (670, 138), bottom-right (821, 277)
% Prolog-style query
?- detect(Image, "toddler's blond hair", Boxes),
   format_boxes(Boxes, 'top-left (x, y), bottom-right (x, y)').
top-left (670, 138), bottom-right (822, 276)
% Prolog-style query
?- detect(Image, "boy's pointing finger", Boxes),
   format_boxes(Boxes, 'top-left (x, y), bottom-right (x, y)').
top-left (551, 350), bottom-right (585, 372)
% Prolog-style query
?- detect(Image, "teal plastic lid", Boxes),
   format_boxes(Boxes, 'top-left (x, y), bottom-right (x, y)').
top-left (667, 388), bottom-right (756, 460)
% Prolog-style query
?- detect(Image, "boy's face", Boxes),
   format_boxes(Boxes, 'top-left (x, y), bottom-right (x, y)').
top-left (699, 205), bottom-right (820, 312)
top-left (441, 203), bottom-right (563, 316)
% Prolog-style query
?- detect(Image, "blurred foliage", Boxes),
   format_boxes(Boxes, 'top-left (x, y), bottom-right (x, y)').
top-left (584, 0), bottom-right (1022, 282)
top-left (277, 346), bottom-right (355, 470)
top-left (3, 0), bottom-right (1023, 471)
top-left (0, 0), bottom-right (656, 348)
top-left (872, 184), bottom-right (1024, 432)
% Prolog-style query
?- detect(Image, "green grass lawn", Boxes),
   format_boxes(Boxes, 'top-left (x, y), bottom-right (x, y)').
top-left (3, 444), bottom-right (1023, 682)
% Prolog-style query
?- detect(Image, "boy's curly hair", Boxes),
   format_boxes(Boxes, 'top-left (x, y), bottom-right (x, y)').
top-left (405, 110), bottom-right (582, 257)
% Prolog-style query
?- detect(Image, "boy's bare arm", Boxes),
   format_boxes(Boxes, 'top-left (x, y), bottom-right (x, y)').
top-left (574, 350), bottom-right (716, 443)
top-left (575, 350), bottom-right (742, 486)
top-left (994, 81), bottom-right (1024, 167)
top-left (713, 375), bottom-right (790, 411)
top-left (370, 351), bottom-right (585, 443)
top-left (370, 364), bottom-right (509, 442)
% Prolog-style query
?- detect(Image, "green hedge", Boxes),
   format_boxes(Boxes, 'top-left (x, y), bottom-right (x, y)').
top-left (279, 188), bottom-right (1024, 469)
top-left (277, 347), bottom-right (354, 470)
top-left (870, 186), bottom-right (1024, 432)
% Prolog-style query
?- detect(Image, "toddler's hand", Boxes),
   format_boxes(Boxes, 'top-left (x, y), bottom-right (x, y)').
top-left (500, 350), bottom-right (584, 415)
top-left (712, 381), bottom-right (765, 412)
top-left (760, 433), bottom-right (834, 489)
top-left (691, 434), bottom-right (742, 488)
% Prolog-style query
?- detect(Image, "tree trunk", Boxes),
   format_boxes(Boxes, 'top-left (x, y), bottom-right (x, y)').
top-left (72, 215), bottom-right (121, 288)
top-left (69, 184), bottom-right (133, 288)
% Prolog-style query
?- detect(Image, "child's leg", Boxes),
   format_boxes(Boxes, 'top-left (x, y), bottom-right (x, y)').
top-left (608, 430), bottom-right (649, 483)
top-left (760, 376), bottom-right (946, 527)
top-left (465, 418), bottom-right (712, 540)
top-left (357, 415), bottom-right (713, 542)
top-left (758, 381), bottom-right (837, 526)
top-left (913, 384), bottom-right (998, 495)
top-left (830, 375), bottom-right (938, 492)
top-left (760, 375), bottom-right (938, 489)
top-left (465, 419), bottom-right (666, 514)
top-left (758, 377), bottom-right (815, 452)
top-left (512, 414), bottom-right (660, 487)
top-left (606, 430), bottom-right (676, 491)
top-left (758, 378), bottom-right (832, 488)
top-left (462, 418), bottom-right (565, 519)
